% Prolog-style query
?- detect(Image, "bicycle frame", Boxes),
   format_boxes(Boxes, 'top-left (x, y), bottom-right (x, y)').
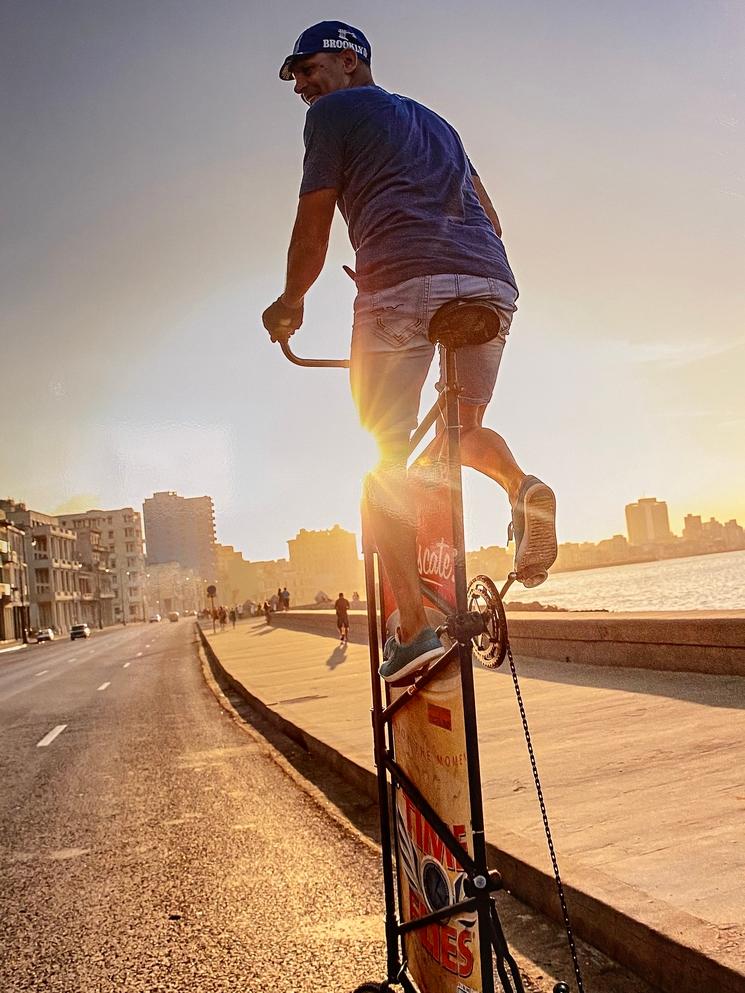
top-left (277, 332), bottom-right (524, 993)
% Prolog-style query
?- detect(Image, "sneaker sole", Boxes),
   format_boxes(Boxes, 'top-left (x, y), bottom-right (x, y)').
top-left (379, 645), bottom-right (446, 684)
top-left (515, 482), bottom-right (557, 586)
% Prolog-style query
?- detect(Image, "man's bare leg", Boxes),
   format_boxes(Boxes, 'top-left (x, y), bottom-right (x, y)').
top-left (421, 400), bottom-right (557, 584)
top-left (367, 503), bottom-right (429, 643)
top-left (365, 450), bottom-right (429, 644)
top-left (422, 401), bottom-right (526, 507)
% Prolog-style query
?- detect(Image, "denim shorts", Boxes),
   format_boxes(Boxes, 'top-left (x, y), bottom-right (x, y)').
top-left (350, 273), bottom-right (518, 447)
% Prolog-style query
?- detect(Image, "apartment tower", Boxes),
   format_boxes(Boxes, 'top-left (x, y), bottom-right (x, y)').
top-left (625, 498), bottom-right (673, 546)
top-left (143, 491), bottom-right (217, 582)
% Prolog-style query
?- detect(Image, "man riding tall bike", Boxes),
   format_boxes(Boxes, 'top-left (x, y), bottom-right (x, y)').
top-left (262, 21), bottom-right (558, 684)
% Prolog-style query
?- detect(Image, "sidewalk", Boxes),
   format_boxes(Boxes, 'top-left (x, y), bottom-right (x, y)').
top-left (0, 640), bottom-right (26, 655)
top-left (201, 617), bottom-right (745, 993)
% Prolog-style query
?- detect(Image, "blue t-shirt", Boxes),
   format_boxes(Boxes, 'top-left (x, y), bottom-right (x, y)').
top-left (300, 86), bottom-right (517, 294)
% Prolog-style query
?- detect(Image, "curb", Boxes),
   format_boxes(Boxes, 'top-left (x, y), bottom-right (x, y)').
top-left (195, 630), bottom-right (380, 860)
top-left (0, 643), bottom-right (27, 656)
top-left (197, 624), bottom-right (745, 993)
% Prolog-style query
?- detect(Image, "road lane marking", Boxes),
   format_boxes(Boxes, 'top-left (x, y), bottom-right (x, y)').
top-left (69, 658), bottom-right (77, 662)
top-left (136, 652), bottom-right (143, 657)
top-left (36, 670), bottom-right (49, 676)
top-left (37, 725), bottom-right (67, 747)
top-left (97, 682), bottom-right (110, 691)
top-left (123, 662), bottom-right (130, 669)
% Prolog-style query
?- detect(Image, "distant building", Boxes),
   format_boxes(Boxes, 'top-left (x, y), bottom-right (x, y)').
top-left (595, 534), bottom-right (632, 563)
top-left (74, 528), bottom-right (115, 628)
top-left (679, 513), bottom-right (744, 554)
top-left (242, 557), bottom-right (294, 606)
top-left (724, 519), bottom-right (745, 550)
top-left (625, 498), bottom-right (673, 546)
top-left (682, 514), bottom-right (703, 543)
top-left (143, 491), bottom-right (217, 582)
top-left (215, 544), bottom-right (264, 607)
top-left (57, 507), bottom-right (147, 623)
top-left (702, 517), bottom-right (726, 547)
top-left (466, 545), bottom-right (512, 582)
top-left (0, 500), bottom-right (81, 633)
top-left (0, 510), bottom-right (30, 643)
top-left (145, 562), bottom-right (203, 616)
top-left (287, 524), bottom-right (363, 606)
top-left (554, 541), bottom-right (602, 571)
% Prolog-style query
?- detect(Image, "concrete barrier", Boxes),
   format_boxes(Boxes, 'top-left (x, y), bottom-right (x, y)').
top-left (268, 609), bottom-right (745, 675)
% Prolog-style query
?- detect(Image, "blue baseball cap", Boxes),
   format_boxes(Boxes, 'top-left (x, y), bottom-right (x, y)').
top-left (279, 21), bottom-right (372, 81)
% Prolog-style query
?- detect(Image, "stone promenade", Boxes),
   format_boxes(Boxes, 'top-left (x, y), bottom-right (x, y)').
top-left (201, 616), bottom-right (745, 993)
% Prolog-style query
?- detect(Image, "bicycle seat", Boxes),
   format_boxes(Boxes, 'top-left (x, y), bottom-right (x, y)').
top-left (427, 298), bottom-right (503, 349)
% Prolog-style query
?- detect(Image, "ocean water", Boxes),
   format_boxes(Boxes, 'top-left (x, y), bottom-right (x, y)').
top-left (503, 549), bottom-right (745, 613)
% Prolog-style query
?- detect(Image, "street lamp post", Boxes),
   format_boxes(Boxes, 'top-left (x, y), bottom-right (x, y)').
top-left (94, 566), bottom-right (104, 630)
top-left (207, 584), bottom-right (217, 633)
top-left (119, 568), bottom-right (130, 625)
top-left (18, 552), bottom-right (28, 645)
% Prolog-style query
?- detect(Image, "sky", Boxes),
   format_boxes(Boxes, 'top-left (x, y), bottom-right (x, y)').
top-left (1, 0), bottom-right (743, 563)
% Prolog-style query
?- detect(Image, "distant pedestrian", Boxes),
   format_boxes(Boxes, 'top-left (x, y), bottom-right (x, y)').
top-left (351, 591), bottom-right (360, 603)
top-left (218, 606), bottom-right (227, 631)
top-left (281, 586), bottom-right (290, 611)
top-left (270, 592), bottom-right (279, 611)
top-left (229, 607), bottom-right (237, 629)
top-left (335, 593), bottom-right (350, 644)
top-left (263, 600), bottom-right (271, 625)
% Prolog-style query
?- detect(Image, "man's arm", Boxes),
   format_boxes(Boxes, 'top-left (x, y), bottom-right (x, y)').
top-left (281, 188), bottom-right (338, 307)
top-left (471, 174), bottom-right (502, 238)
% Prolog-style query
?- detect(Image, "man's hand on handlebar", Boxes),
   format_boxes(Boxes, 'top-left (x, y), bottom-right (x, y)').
top-left (262, 295), bottom-right (304, 342)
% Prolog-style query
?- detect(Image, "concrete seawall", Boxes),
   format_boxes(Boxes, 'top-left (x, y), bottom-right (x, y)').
top-left (268, 609), bottom-right (745, 675)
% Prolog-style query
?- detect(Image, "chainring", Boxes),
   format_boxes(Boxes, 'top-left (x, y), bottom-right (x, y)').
top-left (467, 574), bottom-right (508, 669)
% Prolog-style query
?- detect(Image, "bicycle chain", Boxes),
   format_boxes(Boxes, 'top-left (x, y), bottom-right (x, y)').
top-left (505, 639), bottom-right (587, 993)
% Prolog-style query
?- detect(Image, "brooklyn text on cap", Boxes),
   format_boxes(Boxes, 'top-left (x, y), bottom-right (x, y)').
top-left (279, 21), bottom-right (371, 80)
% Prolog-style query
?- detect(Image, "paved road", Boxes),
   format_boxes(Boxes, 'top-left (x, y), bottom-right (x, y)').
top-left (0, 623), bottom-right (659, 993)
top-left (1, 622), bottom-right (392, 992)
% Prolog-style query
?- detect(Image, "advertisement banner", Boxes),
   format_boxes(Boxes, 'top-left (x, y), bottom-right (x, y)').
top-left (382, 460), bottom-right (482, 993)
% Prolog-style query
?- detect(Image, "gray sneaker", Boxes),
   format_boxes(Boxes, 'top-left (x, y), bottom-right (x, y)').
top-left (509, 476), bottom-right (558, 588)
top-left (379, 626), bottom-right (445, 684)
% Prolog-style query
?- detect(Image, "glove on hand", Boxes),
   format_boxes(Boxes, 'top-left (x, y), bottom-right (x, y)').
top-left (262, 296), bottom-right (304, 342)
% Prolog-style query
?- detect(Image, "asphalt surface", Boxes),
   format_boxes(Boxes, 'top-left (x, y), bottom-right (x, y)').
top-left (0, 623), bottom-right (660, 993)
top-left (1, 623), bottom-right (389, 992)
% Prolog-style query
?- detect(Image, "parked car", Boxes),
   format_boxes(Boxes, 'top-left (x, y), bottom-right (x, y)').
top-left (35, 628), bottom-right (55, 642)
top-left (70, 623), bottom-right (91, 641)
top-left (148, 613), bottom-right (161, 623)
top-left (168, 611), bottom-right (180, 622)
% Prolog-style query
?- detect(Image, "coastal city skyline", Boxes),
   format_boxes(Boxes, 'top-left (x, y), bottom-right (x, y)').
top-left (4, 482), bottom-right (744, 644)
top-left (2, 3), bottom-right (743, 565)
top-left (6, 485), bottom-right (745, 561)
top-left (11, 479), bottom-right (745, 568)
top-left (0, 480), bottom-right (745, 628)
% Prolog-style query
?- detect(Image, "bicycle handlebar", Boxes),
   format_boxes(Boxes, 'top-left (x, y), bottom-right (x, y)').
top-left (278, 335), bottom-right (349, 369)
